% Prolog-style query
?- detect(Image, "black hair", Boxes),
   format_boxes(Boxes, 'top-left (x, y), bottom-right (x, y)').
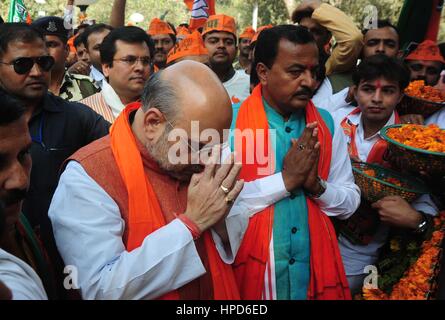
top-left (0, 88), bottom-right (27, 126)
top-left (178, 23), bottom-right (189, 28)
top-left (82, 23), bottom-right (114, 48)
top-left (75, 23), bottom-right (90, 35)
top-left (291, 9), bottom-right (313, 24)
top-left (254, 25), bottom-right (315, 69)
top-left (363, 19), bottom-right (400, 36)
top-left (352, 54), bottom-right (410, 91)
top-left (100, 26), bottom-right (155, 66)
top-left (73, 32), bottom-right (85, 49)
top-left (0, 23), bottom-right (44, 58)
top-left (165, 22), bottom-right (177, 43)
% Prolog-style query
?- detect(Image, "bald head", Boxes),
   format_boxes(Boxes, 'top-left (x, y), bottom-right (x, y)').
top-left (162, 60), bottom-right (232, 132)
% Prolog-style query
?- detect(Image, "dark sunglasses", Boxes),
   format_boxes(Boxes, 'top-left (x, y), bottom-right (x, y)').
top-left (0, 56), bottom-right (55, 75)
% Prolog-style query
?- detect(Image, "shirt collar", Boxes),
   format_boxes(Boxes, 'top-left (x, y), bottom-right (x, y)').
top-left (349, 111), bottom-right (396, 140)
top-left (90, 66), bottom-right (105, 82)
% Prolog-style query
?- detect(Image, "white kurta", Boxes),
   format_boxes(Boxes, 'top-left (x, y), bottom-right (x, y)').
top-left (0, 248), bottom-right (48, 300)
top-left (333, 110), bottom-right (439, 276)
top-left (223, 70), bottom-right (250, 103)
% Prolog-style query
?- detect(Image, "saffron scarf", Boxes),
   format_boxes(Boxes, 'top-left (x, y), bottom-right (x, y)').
top-left (233, 85), bottom-right (351, 300)
top-left (340, 108), bottom-right (400, 165)
top-left (110, 102), bottom-right (240, 300)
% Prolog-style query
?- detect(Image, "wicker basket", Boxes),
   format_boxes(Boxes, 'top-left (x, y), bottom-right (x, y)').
top-left (352, 161), bottom-right (429, 203)
top-left (380, 124), bottom-right (445, 176)
top-left (397, 94), bottom-right (445, 118)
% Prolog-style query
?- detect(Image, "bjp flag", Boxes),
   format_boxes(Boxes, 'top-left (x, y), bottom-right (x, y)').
top-left (184, 0), bottom-right (216, 30)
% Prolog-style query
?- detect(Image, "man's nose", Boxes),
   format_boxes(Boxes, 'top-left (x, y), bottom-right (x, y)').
top-left (4, 163), bottom-right (29, 193)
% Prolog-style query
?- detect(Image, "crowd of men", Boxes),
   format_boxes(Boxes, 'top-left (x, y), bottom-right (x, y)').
top-left (1, 0), bottom-right (445, 300)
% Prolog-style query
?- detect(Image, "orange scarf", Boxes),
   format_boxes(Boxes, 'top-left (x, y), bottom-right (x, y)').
top-left (233, 85), bottom-right (351, 300)
top-left (340, 108), bottom-right (400, 165)
top-left (110, 102), bottom-right (240, 300)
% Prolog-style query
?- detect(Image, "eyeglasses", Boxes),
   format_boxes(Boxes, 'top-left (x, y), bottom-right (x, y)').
top-left (113, 56), bottom-right (152, 67)
top-left (0, 56), bottom-right (55, 75)
top-left (164, 116), bottom-right (228, 158)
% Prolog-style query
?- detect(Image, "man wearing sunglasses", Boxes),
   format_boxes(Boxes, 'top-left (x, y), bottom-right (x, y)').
top-left (405, 39), bottom-right (445, 86)
top-left (0, 23), bottom-right (110, 299)
top-left (80, 26), bottom-right (154, 123)
top-left (31, 16), bottom-right (98, 102)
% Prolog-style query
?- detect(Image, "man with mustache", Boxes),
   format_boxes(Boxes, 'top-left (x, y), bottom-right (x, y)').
top-left (147, 18), bottom-right (176, 70)
top-left (31, 17), bottom-right (98, 102)
top-left (233, 26), bottom-right (255, 72)
top-left (48, 61), bottom-right (250, 299)
top-left (230, 25), bottom-right (360, 300)
top-left (0, 23), bottom-right (110, 299)
top-left (0, 90), bottom-right (49, 300)
top-left (405, 40), bottom-right (445, 86)
top-left (203, 15), bottom-right (250, 104)
top-left (80, 26), bottom-right (154, 123)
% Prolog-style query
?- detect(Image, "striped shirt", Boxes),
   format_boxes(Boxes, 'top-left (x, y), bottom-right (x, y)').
top-left (80, 92), bottom-right (115, 123)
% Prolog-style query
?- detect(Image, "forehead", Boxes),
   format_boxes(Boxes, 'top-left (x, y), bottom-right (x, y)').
top-left (407, 59), bottom-right (442, 67)
top-left (205, 31), bottom-right (236, 41)
top-left (2, 39), bottom-right (47, 59)
top-left (365, 27), bottom-right (398, 41)
top-left (0, 119), bottom-right (31, 155)
top-left (151, 34), bottom-right (173, 41)
top-left (114, 40), bottom-right (150, 56)
top-left (359, 77), bottom-right (399, 87)
top-left (44, 34), bottom-right (64, 44)
top-left (274, 39), bottom-right (319, 67)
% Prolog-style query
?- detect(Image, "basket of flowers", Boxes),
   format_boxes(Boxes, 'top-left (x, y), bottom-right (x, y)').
top-left (351, 161), bottom-right (429, 204)
top-left (397, 80), bottom-right (445, 118)
top-left (381, 124), bottom-right (445, 176)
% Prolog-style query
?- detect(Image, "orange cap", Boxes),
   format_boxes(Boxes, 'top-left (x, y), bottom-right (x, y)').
top-left (239, 26), bottom-right (255, 40)
top-left (167, 31), bottom-right (209, 65)
top-left (176, 26), bottom-right (191, 37)
top-left (406, 40), bottom-right (445, 64)
top-left (202, 14), bottom-right (237, 38)
top-left (148, 18), bottom-right (175, 36)
top-left (251, 25), bottom-right (273, 45)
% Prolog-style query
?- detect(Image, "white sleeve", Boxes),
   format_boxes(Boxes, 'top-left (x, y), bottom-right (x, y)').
top-left (412, 194), bottom-right (439, 216)
top-left (314, 88), bottom-right (350, 113)
top-left (48, 161), bottom-right (206, 300)
top-left (0, 249), bottom-right (48, 300)
top-left (314, 121), bottom-right (361, 220)
top-left (426, 109), bottom-right (445, 129)
top-left (212, 173), bottom-right (290, 264)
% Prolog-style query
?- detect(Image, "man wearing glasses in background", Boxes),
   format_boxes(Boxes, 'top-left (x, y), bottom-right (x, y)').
top-left (80, 26), bottom-right (154, 123)
top-left (0, 23), bottom-right (110, 299)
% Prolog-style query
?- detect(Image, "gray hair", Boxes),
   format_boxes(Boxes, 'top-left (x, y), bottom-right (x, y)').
top-left (141, 71), bottom-right (180, 124)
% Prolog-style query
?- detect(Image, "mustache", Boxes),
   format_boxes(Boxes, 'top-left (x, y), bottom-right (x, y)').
top-left (2, 189), bottom-right (28, 207)
top-left (294, 86), bottom-right (314, 97)
top-left (155, 48), bottom-right (167, 54)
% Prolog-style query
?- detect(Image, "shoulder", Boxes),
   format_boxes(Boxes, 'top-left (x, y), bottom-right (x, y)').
top-left (316, 107), bottom-right (335, 135)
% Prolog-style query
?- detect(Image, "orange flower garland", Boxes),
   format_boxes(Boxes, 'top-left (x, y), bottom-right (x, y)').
top-left (405, 80), bottom-right (444, 102)
top-left (363, 212), bottom-right (445, 300)
top-left (387, 124), bottom-right (445, 153)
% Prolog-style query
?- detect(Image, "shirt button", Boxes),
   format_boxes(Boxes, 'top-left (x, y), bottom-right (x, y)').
top-left (289, 258), bottom-right (296, 265)
top-left (285, 126), bottom-right (292, 133)
top-left (292, 227), bottom-right (298, 234)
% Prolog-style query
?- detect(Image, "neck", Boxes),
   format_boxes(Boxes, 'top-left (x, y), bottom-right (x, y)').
top-left (212, 63), bottom-right (236, 83)
top-left (22, 97), bottom-right (43, 115)
top-left (362, 117), bottom-right (390, 139)
top-left (238, 54), bottom-right (250, 69)
top-left (114, 88), bottom-right (139, 105)
top-left (48, 68), bottom-right (66, 96)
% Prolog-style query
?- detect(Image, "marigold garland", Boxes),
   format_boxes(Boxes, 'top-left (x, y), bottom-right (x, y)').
top-left (405, 80), bottom-right (445, 102)
top-left (363, 212), bottom-right (445, 300)
top-left (387, 124), bottom-right (445, 153)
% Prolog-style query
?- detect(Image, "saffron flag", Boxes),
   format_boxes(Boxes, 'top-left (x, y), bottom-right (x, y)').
top-left (184, 0), bottom-right (216, 30)
top-left (8, 0), bottom-right (32, 24)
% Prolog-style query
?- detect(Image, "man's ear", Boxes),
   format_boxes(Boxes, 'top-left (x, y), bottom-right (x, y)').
top-left (102, 63), bottom-right (111, 78)
top-left (142, 108), bottom-right (167, 141)
top-left (256, 62), bottom-right (269, 86)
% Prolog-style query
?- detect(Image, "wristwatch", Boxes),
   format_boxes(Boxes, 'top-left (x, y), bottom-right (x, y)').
top-left (414, 212), bottom-right (428, 234)
top-left (307, 177), bottom-right (327, 199)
